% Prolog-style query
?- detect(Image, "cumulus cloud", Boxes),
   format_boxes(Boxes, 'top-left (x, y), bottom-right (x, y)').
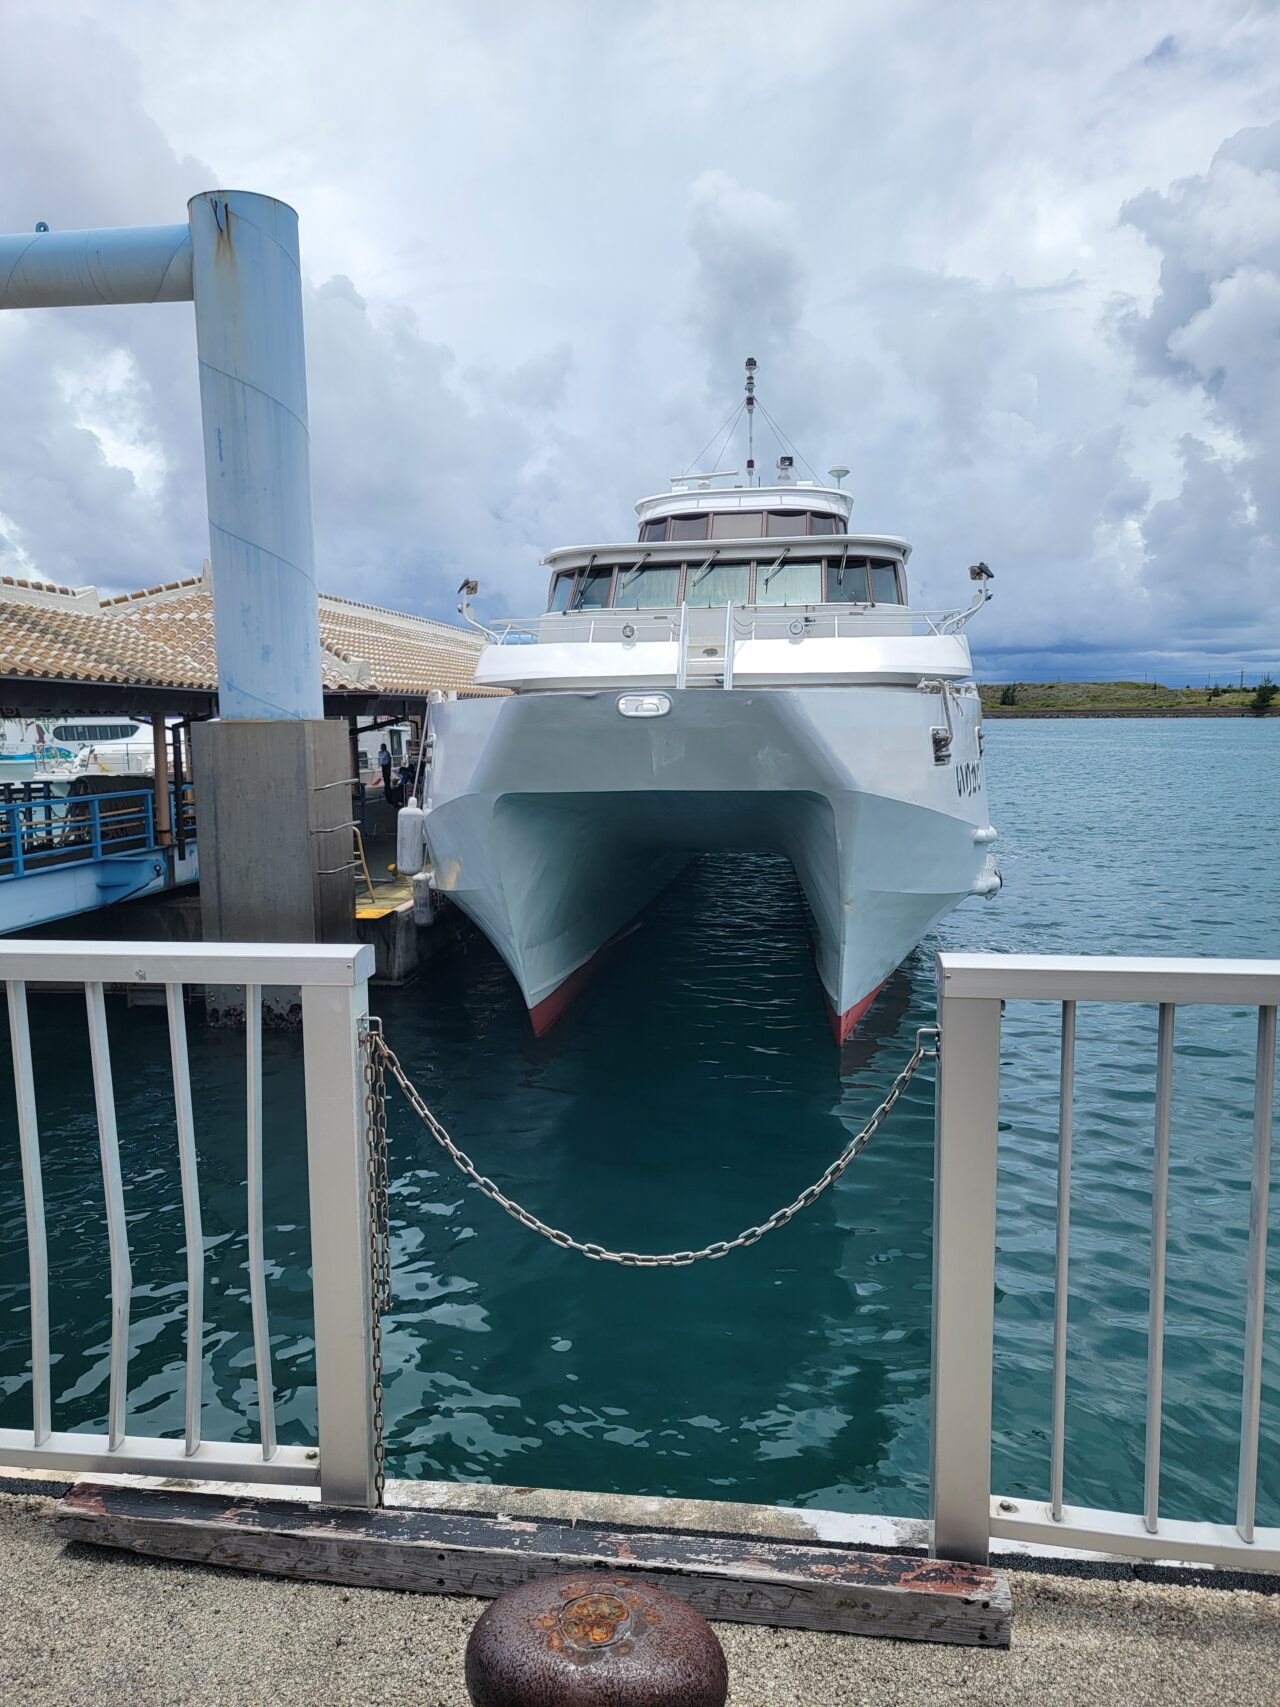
top-left (0, 0), bottom-right (1276, 681)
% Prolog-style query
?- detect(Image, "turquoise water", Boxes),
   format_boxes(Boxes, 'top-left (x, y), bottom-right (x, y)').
top-left (1, 719), bottom-right (1278, 1528)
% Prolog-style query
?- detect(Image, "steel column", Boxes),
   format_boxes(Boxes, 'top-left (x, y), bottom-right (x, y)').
top-left (188, 192), bottom-right (323, 720)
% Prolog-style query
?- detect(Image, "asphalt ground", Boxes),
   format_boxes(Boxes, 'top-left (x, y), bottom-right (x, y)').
top-left (2, 1489), bottom-right (1278, 1706)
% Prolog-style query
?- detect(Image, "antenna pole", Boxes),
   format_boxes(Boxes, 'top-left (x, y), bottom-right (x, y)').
top-left (744, 356), bottom-right (757, 487)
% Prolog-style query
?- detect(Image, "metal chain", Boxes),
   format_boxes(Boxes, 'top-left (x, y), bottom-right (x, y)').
top-left (361, 1017), bottom-right (391, 1502)
top-left (363, 1021), bottom-right (939, 1269)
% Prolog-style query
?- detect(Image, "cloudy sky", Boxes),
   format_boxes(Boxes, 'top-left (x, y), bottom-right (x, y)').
top-left (1, 1), bottom-right (1277, 681)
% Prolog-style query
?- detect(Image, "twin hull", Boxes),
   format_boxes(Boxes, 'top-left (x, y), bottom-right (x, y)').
top-left (424, 686), bottom-right (994, 1040)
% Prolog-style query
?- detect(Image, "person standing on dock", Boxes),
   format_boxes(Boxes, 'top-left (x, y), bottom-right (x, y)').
top-left (379, 741), bottom-right (392, 795)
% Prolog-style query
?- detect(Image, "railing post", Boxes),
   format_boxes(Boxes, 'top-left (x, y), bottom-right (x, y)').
top-left (300, 972), bottom-right (377, 1506)
top-left (90, 798), bottom-right (103, 860)
top-left (931, 955), bottom-right (1002, 1564)
top-left (9, 803), bottom-right (25, 876)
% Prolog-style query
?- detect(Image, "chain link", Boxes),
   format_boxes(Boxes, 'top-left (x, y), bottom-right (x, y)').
top-left (363, 1022), bottom-right (939, 1270)
top-left (361, 1016), bottom-right (391, 1502)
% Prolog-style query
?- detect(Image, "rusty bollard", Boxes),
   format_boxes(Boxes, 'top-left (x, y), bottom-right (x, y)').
top-left (465, 1574), bottom-right (729, 1706)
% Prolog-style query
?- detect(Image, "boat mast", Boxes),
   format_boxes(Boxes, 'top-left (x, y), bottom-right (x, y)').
top-left (744, 356), bottom-right (757, 487)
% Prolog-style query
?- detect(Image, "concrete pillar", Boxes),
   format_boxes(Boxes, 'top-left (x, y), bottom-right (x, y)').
top-left (192, 719), bottom-right (355, 1020)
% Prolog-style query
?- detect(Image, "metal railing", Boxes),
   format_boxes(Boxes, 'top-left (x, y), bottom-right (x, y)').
top-left (0, 782), bottom-right (196, 880)
top-left (488, 601), bottom-right (980, 648)
top-left (932, 953), bottom-right (1280, 1569)
top-left (0, 941), bottom-right (378, 1505)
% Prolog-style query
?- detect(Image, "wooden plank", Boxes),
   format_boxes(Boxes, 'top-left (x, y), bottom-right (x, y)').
top-left (54, 1482), bottom-right (1010, 1647)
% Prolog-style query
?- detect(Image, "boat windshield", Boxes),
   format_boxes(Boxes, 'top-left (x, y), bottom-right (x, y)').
top-left (614, 564), bottom-right (681, 608)
top-left (685, 560), bottom-right (750, 607)
top-left (756, 559), bottom-right (823, 604)
top-left (571, 566), bottom-right (614, 609)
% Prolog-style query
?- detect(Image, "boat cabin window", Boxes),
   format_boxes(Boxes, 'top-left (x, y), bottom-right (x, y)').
top-left (614, 564), bottom-right (681, 608)
top-left (824, 558), bottom-right (902, 604)
top-left (711, 511), bottom-right (762, 538)
top-left (51, 722), bottom-right (139, 742)
top-left (685, 560), bottom-right (751, 607)
top-left (640, 510), bottom-right (843, 543)
top-left (757, 559), bottom-right (823, 605)
top-left (669, 514), bottom-right (710, 542)
top-left (571, 566), bottom-right (615, 608)
top-left (869, 563), bottom-right (902, 605)
top-left (549, 572), bottom-right (575, 611)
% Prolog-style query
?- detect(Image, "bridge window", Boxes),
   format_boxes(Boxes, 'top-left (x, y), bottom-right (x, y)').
top-left (764, 511), bottom-right (805, 536)
top-left (614, 564), bottom-right (680, 608)
top-left (571, 566), bottom-right (615, 608)
top-left (549, 572), bottom-right (574, 611)
top-left (870, 563), bottom-right (902, 604)
top-left (809, 514), bottom-right (841, 535)
top-left (757, 559), bottom-right (823, 604)
top-left (825, 559), bottom-right (868, 603)
top-left (685, 560), bottom-right (750, 606)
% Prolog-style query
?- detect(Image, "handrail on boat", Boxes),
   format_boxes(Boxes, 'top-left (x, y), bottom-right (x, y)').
top-left (485, 601), bottom-right (981, 645)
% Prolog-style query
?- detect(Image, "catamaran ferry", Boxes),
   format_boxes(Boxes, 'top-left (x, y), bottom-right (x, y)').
top-left (423, 367), bottom-right (1000, 1041)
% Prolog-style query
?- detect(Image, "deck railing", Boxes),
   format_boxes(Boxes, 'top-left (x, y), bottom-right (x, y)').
top-left (4, 940), bottom-right (1277, 1558)
top-left (0, 782), bottom-right (196, 880)
top-left (932, 953), bottom-right (1280, 1569)
top-left (0, 941), bottom-right (378, 1504)
top-left (489, 602), bottom-right (977, 648)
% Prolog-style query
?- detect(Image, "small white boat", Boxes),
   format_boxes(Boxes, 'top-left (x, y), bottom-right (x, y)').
top-left (0, 716), bottom-right (157, 782)
top-left (423, 368), bottom-right (1000, 1040)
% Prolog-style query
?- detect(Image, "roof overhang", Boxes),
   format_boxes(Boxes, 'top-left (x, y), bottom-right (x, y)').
top-left (542, 534), bottom-right (912, 570)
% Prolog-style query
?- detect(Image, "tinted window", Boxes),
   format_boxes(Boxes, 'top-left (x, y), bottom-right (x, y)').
top-left (870, 564), bottom-right (902, 604)
top-left (614, 564), bottom-right (681, 608)
top-left (669, 514), bottom-right (710, 541)
top-left (684, 561), bottom-right (751, 606)
top-left (572, 566), bottom-right (614, 608)
top-left (765, 511), bottom-right (806, 536)
top-left (711, 511), bottom-right (762, 538)
top-left (549, 573), bottom-right (574, 611)
top-left (639, 520), bottom-right (668, 542)
top-left (826, 558), bottom-right (870, 603)
top-left (809, 514), bottom-right (841, 535)
top-left (757, 559), bottom-right (823, 604)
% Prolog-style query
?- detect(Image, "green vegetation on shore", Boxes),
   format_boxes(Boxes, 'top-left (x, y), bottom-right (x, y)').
top-left (980, 679), bottom-right (1278, 714)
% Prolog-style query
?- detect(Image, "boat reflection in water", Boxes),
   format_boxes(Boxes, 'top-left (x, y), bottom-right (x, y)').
top-left (424, 368), bottom-right (1000, 1042)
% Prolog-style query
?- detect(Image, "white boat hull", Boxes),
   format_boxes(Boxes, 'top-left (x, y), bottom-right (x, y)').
top-left (424, 685), bottom-right (997, 1040)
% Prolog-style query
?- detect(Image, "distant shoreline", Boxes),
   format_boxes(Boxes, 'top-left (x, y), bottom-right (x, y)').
top-left (983, 707), bottom-right (1276, 719)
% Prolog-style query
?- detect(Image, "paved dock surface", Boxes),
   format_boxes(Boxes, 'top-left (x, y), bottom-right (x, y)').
top-left (2, 1489), bottom-right (1277, 1705)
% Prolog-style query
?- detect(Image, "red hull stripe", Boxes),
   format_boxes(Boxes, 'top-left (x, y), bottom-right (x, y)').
top-left (529, 948), bottom-right (886, 1047)
top-left (527, 941), bottom-right (617, 1036)
top-left (824, 981), bottom-right (886, 1045)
